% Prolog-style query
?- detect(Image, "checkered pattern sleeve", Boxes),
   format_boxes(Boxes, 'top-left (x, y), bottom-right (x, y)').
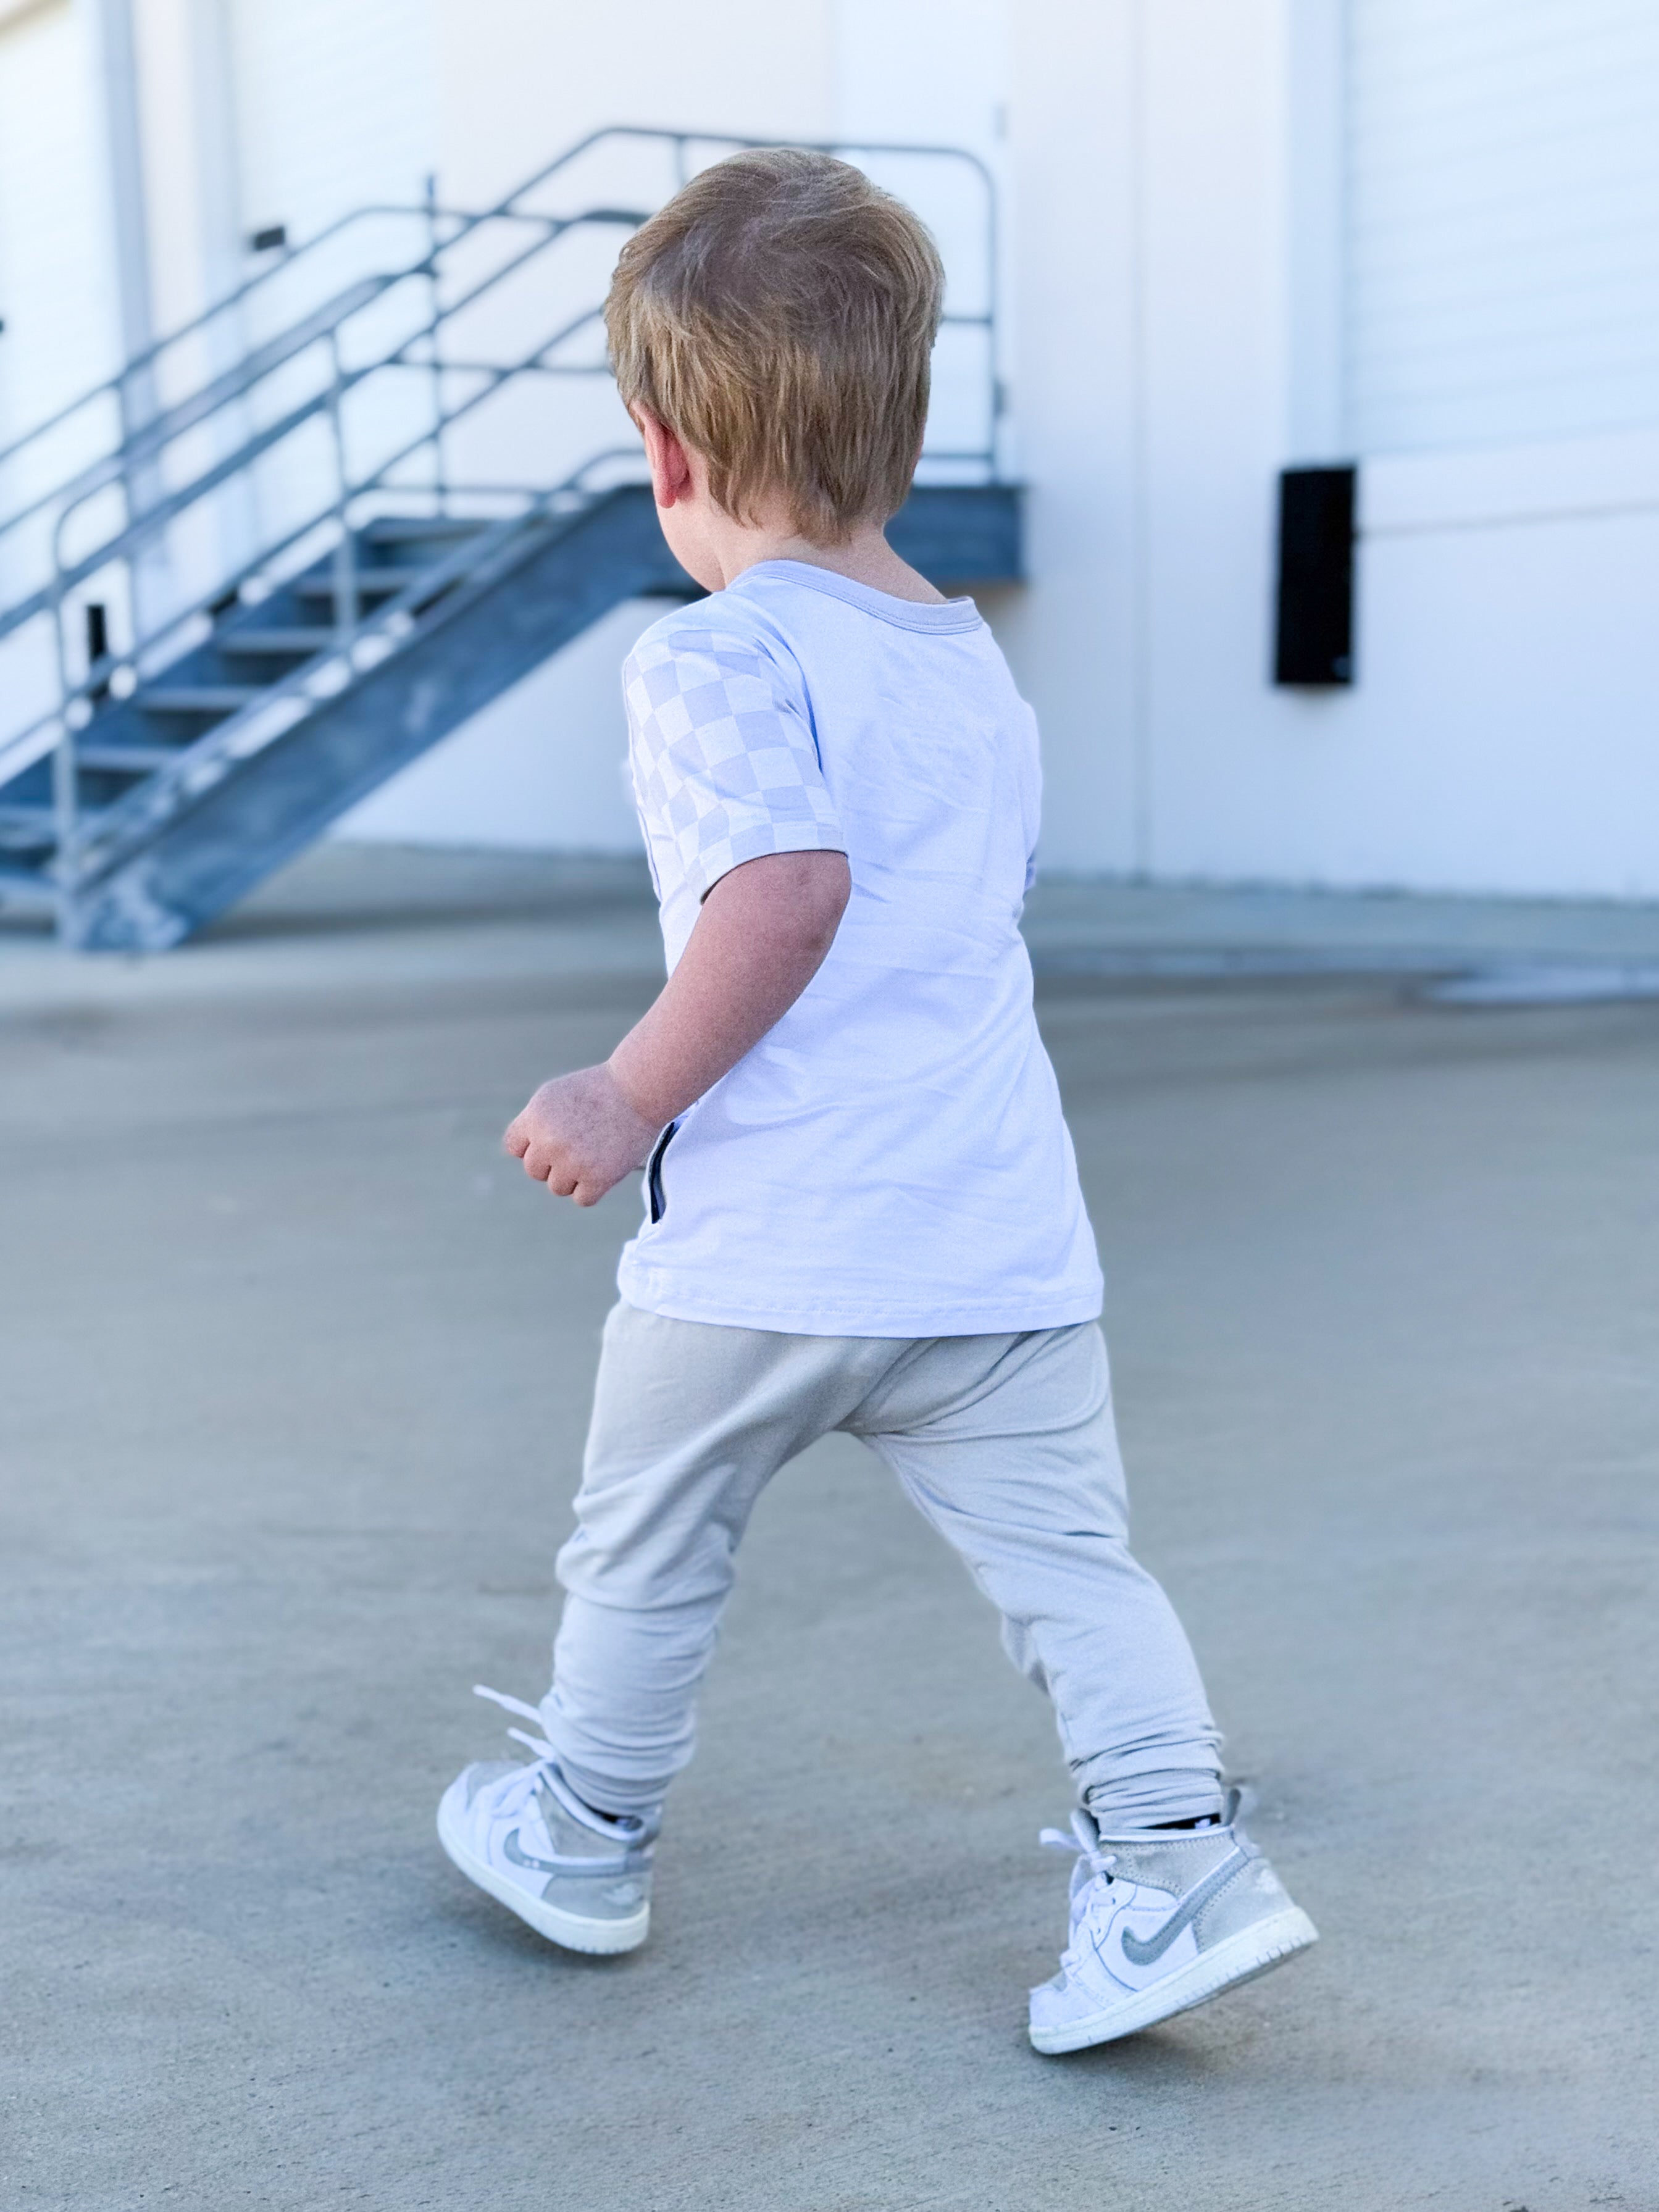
top-left (623, 627), bottom-right (846, 901)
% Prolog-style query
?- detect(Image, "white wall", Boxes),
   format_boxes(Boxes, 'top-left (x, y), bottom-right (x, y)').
top-left (0, 1), bottom-right (122, 466)
top-left (227, 0), bottom-right (437, 248)
top-left (1101, 0), bottom-right (1659, 899)
top-left (994, 0), bottom-right (1141, 873)
top-left (0, 0), bottom-right (126, 726)
top-left (434, 0), bottom-right (833, 212)
top-left (1134, 0), bottom-right (1308, 885)
top-left (1347, 0), bottom-right (1659, 456)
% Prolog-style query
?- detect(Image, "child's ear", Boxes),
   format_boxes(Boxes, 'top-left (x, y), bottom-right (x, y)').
top-left (634, 406), bottom-right (696, 510)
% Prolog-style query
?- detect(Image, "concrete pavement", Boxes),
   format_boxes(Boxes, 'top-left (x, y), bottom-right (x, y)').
top-left (4, 848), bottom-right (1657, 2210)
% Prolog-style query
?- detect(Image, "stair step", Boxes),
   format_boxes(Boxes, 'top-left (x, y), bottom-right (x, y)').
top-left (359, 515), bottom-right (489, 543)
top-left (296, 570), bottom-right (432, 603)
top-left (0, 862), bottom-right (55, 908)
top-left (136, 686), bottom-right (264, 716)
top-left (0, 803), bottom-right (57, 851)
top-left (77, 742), bottom-right (187, 774)
top-left (217, 628), bottom-right (335, 658)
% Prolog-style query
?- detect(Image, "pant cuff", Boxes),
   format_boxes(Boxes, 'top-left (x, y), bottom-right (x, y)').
top-left (1084, 1767), bottom-right (1226, 1832)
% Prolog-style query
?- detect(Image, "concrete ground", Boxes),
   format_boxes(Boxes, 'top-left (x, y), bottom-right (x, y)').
top-left (4, 846), bottom-right (1657, 2211)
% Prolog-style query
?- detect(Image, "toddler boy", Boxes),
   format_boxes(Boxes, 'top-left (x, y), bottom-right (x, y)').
top-left (438, 149), bottom-right (1316, 2051)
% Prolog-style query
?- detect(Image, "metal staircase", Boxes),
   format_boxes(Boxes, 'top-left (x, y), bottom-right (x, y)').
top-left (0, 127), bottom-right (1016, 950)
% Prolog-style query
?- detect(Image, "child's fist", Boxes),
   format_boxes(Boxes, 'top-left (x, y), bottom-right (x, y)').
top-left (503, 1065), bottom-right (658, 1206)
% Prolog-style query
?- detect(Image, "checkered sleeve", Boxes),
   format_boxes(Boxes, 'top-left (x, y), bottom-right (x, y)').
top-left (623, 626), bottom-right (846, 901)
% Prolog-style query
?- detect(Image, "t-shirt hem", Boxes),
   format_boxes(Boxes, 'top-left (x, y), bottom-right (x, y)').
top-left (614, 1267), bottom-right (1104, 1340)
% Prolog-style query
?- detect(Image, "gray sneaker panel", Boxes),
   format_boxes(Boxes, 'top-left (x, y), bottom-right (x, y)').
top-left (1192, 1855), bottom-right (1292, 1950)
top-left (534, 1778), bottom-right (655, 1873)
top-left (1093, 1826), bottom-right (1251, 1893)
top-left (491, 1768), bottom-right (658, 1924)
top-left (1116, 1846), bottom-right (1251, 1967)
top-left (1089, 1824), bottom-right (1297, 1959)
top-left (538, 1869), bottom-right (651, 1920)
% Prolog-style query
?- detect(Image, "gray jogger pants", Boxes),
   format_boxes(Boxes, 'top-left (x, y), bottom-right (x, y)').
top-left (540, 1302), bottom-right (1222, 1827)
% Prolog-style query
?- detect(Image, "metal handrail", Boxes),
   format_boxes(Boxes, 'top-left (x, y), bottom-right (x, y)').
top-left (0, 126), bottom-right (1001, 920)
top-left (0, 210), bottom-right (647, 646)
top-left (0, 125), bottom-right (995, 515)
top-left (38, 281), bottom-right (653, 733)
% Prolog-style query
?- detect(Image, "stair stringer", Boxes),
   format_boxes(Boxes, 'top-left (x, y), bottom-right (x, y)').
top-left (66, 487), bottom-right (692, 951)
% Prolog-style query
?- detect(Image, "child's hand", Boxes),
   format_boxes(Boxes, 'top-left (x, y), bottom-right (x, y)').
top-left (503, 1065), bottom-right (658, 1206)
top-left (504, 853), bottom-right (849, 1211)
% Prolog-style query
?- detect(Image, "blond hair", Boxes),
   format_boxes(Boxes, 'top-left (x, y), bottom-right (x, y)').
top-left (605, 149), bottom-right (944, 544)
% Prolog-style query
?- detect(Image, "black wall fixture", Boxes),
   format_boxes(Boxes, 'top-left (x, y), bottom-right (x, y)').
top-left (1274, 464), bottom-right (1356, 686)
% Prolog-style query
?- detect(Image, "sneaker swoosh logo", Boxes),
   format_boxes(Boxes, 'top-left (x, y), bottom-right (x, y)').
top-left (1116, 1846), bottom-right (1248, 1968)
top-left (503, 1827), bottom-right (637, 1880)
top-left (502, 1827), bottom-right (564, 1874)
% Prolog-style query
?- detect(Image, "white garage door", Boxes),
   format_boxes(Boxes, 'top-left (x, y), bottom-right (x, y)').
top-left (228, 0), bottom-right (437, 248)
top-left (1347, 0), bottom-right (1659, 454)
top-left (224, 0), bottom-right (440, 555)
top-left (0, 0), bottom-right (125, 703)
top-left (0, 1), bottom-right (120, 467)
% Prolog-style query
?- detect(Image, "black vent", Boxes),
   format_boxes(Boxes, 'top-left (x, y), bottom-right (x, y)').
top-left (1274, 465), bottom-right (1356, 687)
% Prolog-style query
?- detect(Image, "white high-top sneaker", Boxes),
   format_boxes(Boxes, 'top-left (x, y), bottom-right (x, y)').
top-left (1028, 1790), bottom-right (1316, 2053)
top-left (437, 1688), bottom-right (656, 1955)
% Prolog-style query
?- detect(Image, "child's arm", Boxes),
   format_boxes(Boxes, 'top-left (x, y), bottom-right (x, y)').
top-left (504, 848), bottom-right (851, 1204)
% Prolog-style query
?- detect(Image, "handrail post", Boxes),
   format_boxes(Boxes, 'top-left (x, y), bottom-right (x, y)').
top-left (325, 330), bottom-right (357, 647)
top-left (424, 173), bottom-right (448, 515)
top-left (985, 153), bottom-right (1002, 482)
top-left (48, 582), bottom-right (80, 941)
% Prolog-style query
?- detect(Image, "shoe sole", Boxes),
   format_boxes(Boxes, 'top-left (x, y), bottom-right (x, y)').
top-left (1029, 1906), bottom-right (1319, 2053)
top-left (437, 1800), bottom-right (650, 1956)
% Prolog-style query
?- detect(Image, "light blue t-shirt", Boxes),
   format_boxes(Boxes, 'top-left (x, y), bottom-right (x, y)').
top-left (615, 558), bottom-right (1103, 1337)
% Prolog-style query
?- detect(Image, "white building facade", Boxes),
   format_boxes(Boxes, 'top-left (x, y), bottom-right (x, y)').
top-left (1, 0), bottom-right (1655, 898)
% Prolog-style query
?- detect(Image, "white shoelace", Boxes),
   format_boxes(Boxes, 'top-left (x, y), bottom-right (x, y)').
top-left (469, 1684), bottom-right (567, 1829)
top-left (1040, 1811), bottom-right (1121, 1968)
top-left (470, 1685), bottom-right (650, 1846)
top-left (474, 1682), bottom-right (558, 1763)
top-left (1040, 1808), bottom-right (1119, 1885)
